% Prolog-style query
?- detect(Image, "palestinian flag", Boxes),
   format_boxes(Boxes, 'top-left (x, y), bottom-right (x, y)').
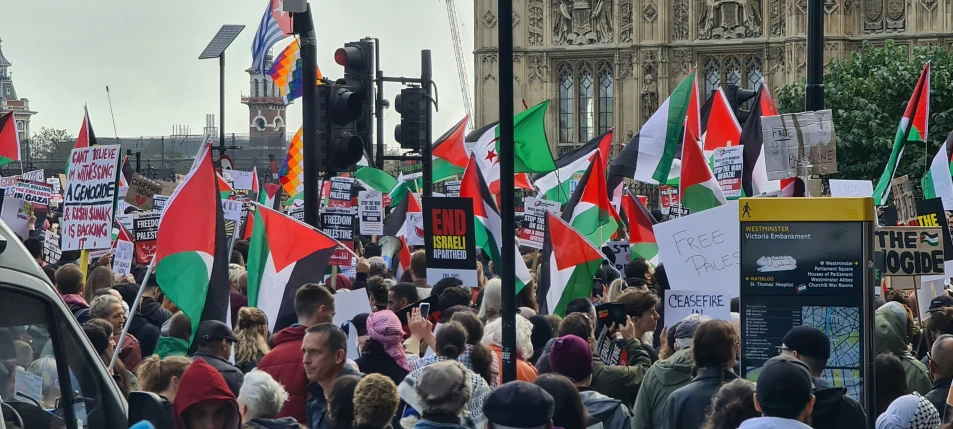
top-left (703, 88), bottom-right (741, 153)
top-left (388, 173), bottom-right (421, 208)
top-left (395, 235), bottom-right (412, 276)
top-left (0, 111), bottom-right (20, 166)
top-left (873, 62), bottom-right (931, 206)
top-left (460, 154), bottom-right (534, 293)
top-left (65, 106), bottom-right (98, 174)
top-left (250, 167), bottom-right (260, 201)
top-left (118, 155), bottom-right (135, 197)
top-left (760, 84), bottom-right (780, 116)
top-left (154, 143), bottom-right (230, 344)
top-left (610, 70), bottom-right (696, 185)
top-left (680, 122), bottom-right (726, 213)
top-left (538, 212), bottom-right (605, 316)
top-left (280, 127), bottom-right (305, 201)
top-left (246, 204), bottom-right (347, 332)
top-left (383, 191), bottom-right (424, 246)
top-left (354, 165), bottom-right (397, 194)
top-left (534, 129), bottom-right (612, 204)
top-left (922, 130), bottom-right (953, 210)
top-left (561, 150), bottom-right (622, 248)
top-left (217, 173), bottom-right (236, 200)
top-left (621, 190), bottom-right (658, 265)
top-left (433, 116), bottom-right (470, 181)
top-left (259, 183), bottom-right (282, 210)
top-left (739, 88), bottom-right (781, 197)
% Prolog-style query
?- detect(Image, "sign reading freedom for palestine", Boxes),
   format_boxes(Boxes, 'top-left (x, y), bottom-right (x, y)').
top-left (875, 227), bottom-right (945, 276)
top-left (423, 196), bottom-right (477, 287)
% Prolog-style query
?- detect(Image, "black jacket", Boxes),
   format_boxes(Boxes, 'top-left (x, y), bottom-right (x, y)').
top-left (158, 395), bottom-right (175, 429)
top-left (811, 377), bottom-right (867, 429)
top-left (192, 352), bottom-right (245, 397)
top-left (129, 315), bottom-right (160, 359)
top-left (243, 417), bottom-right (301, 429)
top-left (926, 376), bottom-right (953, 423)
top-left (662, 367), bottom-right (739, 429)
top-left (238, 352), bottom-right (265, 374)
top-left (351, 272), bottom-right (369, 292)
top-left (355, 350), bottom-right (408, 387)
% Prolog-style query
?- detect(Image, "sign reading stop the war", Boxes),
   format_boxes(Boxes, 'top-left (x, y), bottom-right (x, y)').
top-left (423, 197), bottom-right (477, 286)
top-left (875, 227), bottom-right (945, 276)
top-left (61, 145), bottom-right (121, 251)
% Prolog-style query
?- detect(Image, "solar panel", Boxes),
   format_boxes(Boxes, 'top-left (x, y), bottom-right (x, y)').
top-left (199, 25), bottom-right (246, 60)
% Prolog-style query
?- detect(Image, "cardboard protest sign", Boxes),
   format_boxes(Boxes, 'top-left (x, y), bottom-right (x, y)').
top-left (712, 146), bottom-right (744, 199)
top-left (444, 181), bottom-right (461, 198)
top-left (603, 241), bottom-right (631, 272)
top-left (61, 145), bottom-right (121, 251)
top-left (225, 170), bottom-right (255, 190)
top-left (917, 198), bottom-right (953, 274)
top-left (829, 179), bottom-right (874, 198)
top-left (222, 200), bottom-right (243, 222)
top-left (328, 177), bottom-right (354, 208)
top-left (762, 110), bottom-right (837, 180)
top-left (133, 212), bottom-right (160, 264)
top-left (12, 182), bottom-right (53, 206)
top-left (664, 290), bottom-right (731, 327)
top-left (519, 197), bottom-right (562, 249)
top-left (659, 185), bottom-right (679, 214)
top-left (874, 227), bottom-right (944, 276)
top-left (113, 240), bottom-right (134, 277)
top-left (321, 207), bottom-right (355, 266)
top-left (358, 191), bottom-right (384, 235)
top-left (43, 232), bottom-right (62, 265)
top-left (654, 201), bottom-right (740, 296)
top-left (152, 195), bottom-right (169, 213)
top-left (423, 197), bottom-right (477, 286)
top-left (892, 175), bottom-right (917, 225)
top-left (125, 173), bottom-right (162, 209)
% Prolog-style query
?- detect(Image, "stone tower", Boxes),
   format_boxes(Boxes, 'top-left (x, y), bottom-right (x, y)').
top-left (0, 38), bottom-right (37, 142)
top-left (242, 55), bottom-right (287, 148)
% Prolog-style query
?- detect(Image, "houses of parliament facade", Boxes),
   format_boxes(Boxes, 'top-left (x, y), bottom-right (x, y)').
top-left (473, 0), bottom-right (951, 156)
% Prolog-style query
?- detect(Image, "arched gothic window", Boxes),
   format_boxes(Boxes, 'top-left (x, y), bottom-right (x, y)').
top-left (557, 59), bottom-right (615, 147)
top-left (597, 61), bottom-right (614, 136)
top-left (557, 63), bottom-right (575, 144)
top-left (254, 80), bottom-right (260, 97)
top-left (700, 54), bottom-right (763, 101)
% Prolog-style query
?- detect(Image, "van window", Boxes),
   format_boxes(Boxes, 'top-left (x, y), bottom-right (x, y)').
top-left (0, 285), bottom-right (111, 428)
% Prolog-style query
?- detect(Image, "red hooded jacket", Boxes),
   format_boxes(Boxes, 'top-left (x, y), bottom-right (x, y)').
top-left (174, 358), bottom-right (241, 429)
top-left (256, 325), bottom-right (309, 423)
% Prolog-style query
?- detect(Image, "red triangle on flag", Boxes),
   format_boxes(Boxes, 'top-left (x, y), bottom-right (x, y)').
top-left (704, 89), bottom-right (742, 151)
top-left (680, 127), bottom-right (716, 193)
top-left (622, 190), bottom-right (656, 244)
top-left (0, 111), bottom-right (20, 163)
top-left (547, 212), bottom-right (604, 270)
top-left (461, 153), bottom-right (492, 219)
top-left (433, 115), bottom-right (470, 168)
top-left (256, 205), bottom-right (340, 273)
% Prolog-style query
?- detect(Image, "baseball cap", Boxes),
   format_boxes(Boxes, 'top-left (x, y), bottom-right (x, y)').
top-left (756, 356), bottom-right (814, 415)
top-left (549, 335), bottom-right (593, 383)
top-left (782, 325), bottom-right (830, 360)
top-left (483, 381), bottom-right (555, 428)
top-left (196, 320), bottom-right (238, 343)
top-left (928, 295), bottom-right (953, 313)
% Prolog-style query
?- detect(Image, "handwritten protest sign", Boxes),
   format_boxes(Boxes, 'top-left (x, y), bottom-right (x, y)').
top-left (222, 200), bottom-right (243, 222)
top-left (20, 170), bottom-right (44, 182)
top-left (874, 227), bottom-right (944, 276)
top-left (358, 191), bottom-right (384, 235)
top-left (892, 175), bottom-right (917, 225)
top-left (654, 201), bottom-right (740, 296)
top-left (0, 176), bottom-right (18, 190)
top-left (0, 197), bottom-right (31, 240)
top-left (604, 241), bottom-right (631, 272)
top-left (113, 240), bottom-right (134, 277)
top-left (664, 290), bottom-right (731, 327)
top-left (43, 232), bottom-right (62, 265)
top-left (713, 146), bottom-right (744, 199)
top-left (762, 110), bottom-right (837, 180)
top-left (519, 198), bottom-right (562, 249)
top-left (125, 173), bottom-right (162, 210)
top-left (61, 145), bottom-right (121, 250)
top-left (829, 179), bottom-right (874, 197)
top-left (225, 170), bottom-right (255, 190)
top-left (12, 182), bottom-right (53, 206)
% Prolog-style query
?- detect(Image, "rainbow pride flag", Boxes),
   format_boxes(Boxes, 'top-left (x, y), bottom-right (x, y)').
top-left (268, 40), bottom-right (323, 104)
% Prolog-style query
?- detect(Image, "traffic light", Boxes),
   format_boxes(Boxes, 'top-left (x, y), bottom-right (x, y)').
top-left (315, 81), bottom-right (365, 173)
top-left (335, 40), bottom-right (374, 154)
top-left (726, 84), bottom-right (758, 124)
top-left (394, 86), bottom-right (428, 150)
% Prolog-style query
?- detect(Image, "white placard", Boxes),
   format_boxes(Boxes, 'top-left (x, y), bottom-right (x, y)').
top-left (46, 177), bottom-right (61, 194)
top-left (653, 201), bottom-right (740, 296)
top-left (20, 169), bottom-right (44, 182)
top-left (712, 146), bottom-right (744, 199)
top-left (828, 179), bottom-right (874, 198)
top-left (605, 240), bottom-right (631, 272)
top-left (43, 231), bottom-right (62, 264)
top-left (332, 290), bottom-right (372, 328)
top-left (918, 278), bottom-right (944, 323)
top-left (152, 195), bottom-right (170, 213)
top-left (61, 145), bottom-right (121, 250)
top-left (664, 289), bottom-right (731, 327)
top-left (358, 191), bottom-right (384, 235)
top-left (1, 197), bottom-right (31, 240)
top-left (12, 182), bottom-right (53, 206)
top-left (115, 214), bottom-right (134, 232)
top-left (226, 170), bottom-right (255, 191)
top-left (113, 240), bottom-right (134, 277)
top-left (222, 200), bottom-right (243, 221)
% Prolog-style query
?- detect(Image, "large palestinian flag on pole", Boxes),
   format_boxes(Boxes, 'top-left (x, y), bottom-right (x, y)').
top-left (433, 116), bottom-right (470, 182)
top-left (539, 212), bottom-right (605, 316)
top-left (0, 111), bottom-right (21, 166)
top-left (534, 129), bottom-right (612, 204)
top-left (680, 122), bottom-right (726, 213)
top-left (460, 154), bottom-right (534, 293)
top-left (561, 150), bottom-right (622, 248)
top-left (621, 190), bottom-right (658, 265)
top-left (246, 204), bottom-right (348, 332)
top-left (922, 130), bottom-right (953, 210)
top-left (873, 62), bottom-right (931, 205)
top-left (154, 143), bottom-right (230, 343)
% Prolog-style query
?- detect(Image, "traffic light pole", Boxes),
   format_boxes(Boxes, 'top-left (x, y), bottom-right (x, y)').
top-left (296, 7), bottom-right (320, 228)
top-left (497, 0), bottom-right (517, 383)
top-left (375, 38), bottom-right (385, 170)
top-left (805, 0), bottom-right (824, 111)
top-left (219, 53), bottom-right (227, 169)
top-left (422, 50), bottom-right (433, 198)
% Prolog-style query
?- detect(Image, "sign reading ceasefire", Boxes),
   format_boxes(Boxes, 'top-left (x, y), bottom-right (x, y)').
top-left (423, 196), bottom-right (477, 287)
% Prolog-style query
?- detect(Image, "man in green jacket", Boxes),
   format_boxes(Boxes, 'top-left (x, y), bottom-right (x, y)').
top-left (590, 289), bottom-right (658, 406)
top-left (875, 301), bottom-right (933, 394)
top-left (632, 316), bottom-right (706, 429)
top-left (154, 311), bottom-right (190, 358)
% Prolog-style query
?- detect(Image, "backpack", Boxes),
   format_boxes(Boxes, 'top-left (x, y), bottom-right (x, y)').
top-left (72, 306), bottom-right (90, 323)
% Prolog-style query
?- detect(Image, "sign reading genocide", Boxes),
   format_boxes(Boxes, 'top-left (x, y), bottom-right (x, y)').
top-left (423, 196), bottom-right (477, 286)
top-left (125, 173), bottom-right (163, 210)
top-left (712, 146), bottom-right (744, 199)
top-left (329, 177), bottom-right (354, 208)
top-left (133, 212), bottom-right (160, 264)
top-left (61, 145), bottom-right (121, 251)
top-left (113, 240), bottom-right (134, 277)
top-left (891, 175), bottom-right (917, 225)
top-left (519, 197), bottom-right (562, 249)
top-left (917, 198), bottom-right (953, 273)
top-left (874, 227), bottom-right (944, 276)
top-left (321, 207), bottom-right (355, 266)
top-left (12, 182), bottom-right (53, 206)
top-left (358, 191), bottom-right (384, 236)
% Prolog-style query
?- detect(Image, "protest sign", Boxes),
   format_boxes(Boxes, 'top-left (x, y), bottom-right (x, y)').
top-left (329, 177), bottom-right (354, 208)
top-left (892, 175), bottom-right (917, 225)
top-left (829, 179), bottom-right (874, 198)
top-left (423, 197), bottom-right (477, 286)
top-left (43, 232), bottom-right (61, 265)
top-left (875, 227), bottom-right (944, 276)
top-left (115, 213), bottom-right (134, 232)
top-left (659, 185), bottom-right (679, 214)
top-left (225, 170), bottom-right (255, 190)
top-left (222, 200), bottom-right (243, 222)
top-left (444, 181), bottom-right (461, 198)
top-left (358, 191), bottom-right (384, 235)
top-left (712, 146), bottom-right (744, 199)
top-left (594, 303), bottom-right (627, 366)
top-left (133, 212), bottom-right (160, 264)
top-left (0, 176), bottom-right (18, 190)
top-left (113, 240), bottom-right (134, 277)
top-left (664, 290), bottom-right (731, 327)
top-left (400, 160), bottom-right (423, 180)
top-left (46, 177), bottom-right (61, 194)
top-left (917, 198), bottom-right (953, 274)
top-left (0, 197), bottom-right (31, 240)
top-left (762, 110), bottom-right (837, 180)
top-left (12, 182), bottom-right (52, 206)
top-left (125, 173), bottom-right (162, 210)
top-left (603, 241), bottom-right (631, 272)
top-left (61, 145), bottom-right (121, 250)
top-left (666, 203), bottom-right (690, 220)
top-left (519, 197), bottom-right (562, 249)
top-left (654, 201), bottom-right (740, 296)
top-left (152, 195), bottom-right (169, 213)
top-left (20, 170), bottom-right (43, 182)
top-left (287, 206), bottom-right (305, 222)
top-left (321, 207), bottom-right (355, 266)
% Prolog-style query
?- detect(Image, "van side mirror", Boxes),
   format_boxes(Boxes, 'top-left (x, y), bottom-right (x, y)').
top-left (127, 391), bottom-right (167, 429)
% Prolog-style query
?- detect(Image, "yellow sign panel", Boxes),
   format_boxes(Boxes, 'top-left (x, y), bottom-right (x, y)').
top-left (738, 197), bottom-right (876, 222)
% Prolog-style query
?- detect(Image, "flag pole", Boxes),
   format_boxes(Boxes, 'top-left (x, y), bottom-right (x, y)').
top-left (108, 258), bottom-right (156, 371)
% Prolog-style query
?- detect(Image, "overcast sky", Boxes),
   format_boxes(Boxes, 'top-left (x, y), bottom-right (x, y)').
top-left (2, 0), bottom-right (474, 144)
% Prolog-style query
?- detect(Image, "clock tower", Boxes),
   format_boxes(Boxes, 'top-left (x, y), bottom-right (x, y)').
top-left (242, 54), bottom-right (287, 148)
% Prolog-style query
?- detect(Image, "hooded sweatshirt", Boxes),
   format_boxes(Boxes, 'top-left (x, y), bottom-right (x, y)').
top-left (875, 302), bottom-right (933, 394)
top-left (62, 294), bottom-right (90, 323)
top-left (809, 377), bottom-right (867, 429)
top-left (578, 388), bottom-right (633, 429)
top-left (632, 348), bottom-right (694, 429)
top-left (257, 325), bottom-right (309, 423)
top-left (738, 416), bottom-right (813, 429)
top-left (174, 358), bottom-right (242, 429)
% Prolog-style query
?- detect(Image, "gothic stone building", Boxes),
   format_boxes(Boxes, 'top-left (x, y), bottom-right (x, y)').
top-left (473, 0), bottom-right (951, 156)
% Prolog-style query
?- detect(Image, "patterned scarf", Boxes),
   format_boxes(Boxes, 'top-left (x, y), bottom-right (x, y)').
top-left (367, 310), bottom-right (411, 371)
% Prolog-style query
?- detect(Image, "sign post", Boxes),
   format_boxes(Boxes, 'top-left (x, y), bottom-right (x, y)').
top-left (739, 197), bottom-right (874, 427)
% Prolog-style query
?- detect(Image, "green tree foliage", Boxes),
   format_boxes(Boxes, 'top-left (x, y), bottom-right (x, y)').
top-left (28, 127), bottom-right (73, 161)
top-left (775, 40), bottom-right (953, 183)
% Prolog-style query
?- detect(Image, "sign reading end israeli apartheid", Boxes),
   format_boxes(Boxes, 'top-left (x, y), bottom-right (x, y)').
top-left (423, 197), bottom-right (477, 287)
top-left (874, 227), bottom-right (944, 276)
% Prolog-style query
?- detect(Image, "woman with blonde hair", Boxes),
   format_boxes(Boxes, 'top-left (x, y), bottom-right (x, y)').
top-left (607, 278), bottom-right (626, 303)
top-left (137, 355), bottom-right (191, 429)
top-left (229, 264), bottom-right (248, 326)
top-left (235, 307), bottom-right (270, 373)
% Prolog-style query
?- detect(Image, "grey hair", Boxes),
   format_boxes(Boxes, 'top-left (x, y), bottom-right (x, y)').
top-left (89, 295), bottom-right (123, 320)
top-left (382, 278), bottom-right (397, 288)
top-left (478, 278), bottom-right (502, 320)
top-left (367, 257), bottom-right (388, 277)
top-left (482, 315), bottom-right (534, 359)
top-left (238, 370), bottom-right (289, 419)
